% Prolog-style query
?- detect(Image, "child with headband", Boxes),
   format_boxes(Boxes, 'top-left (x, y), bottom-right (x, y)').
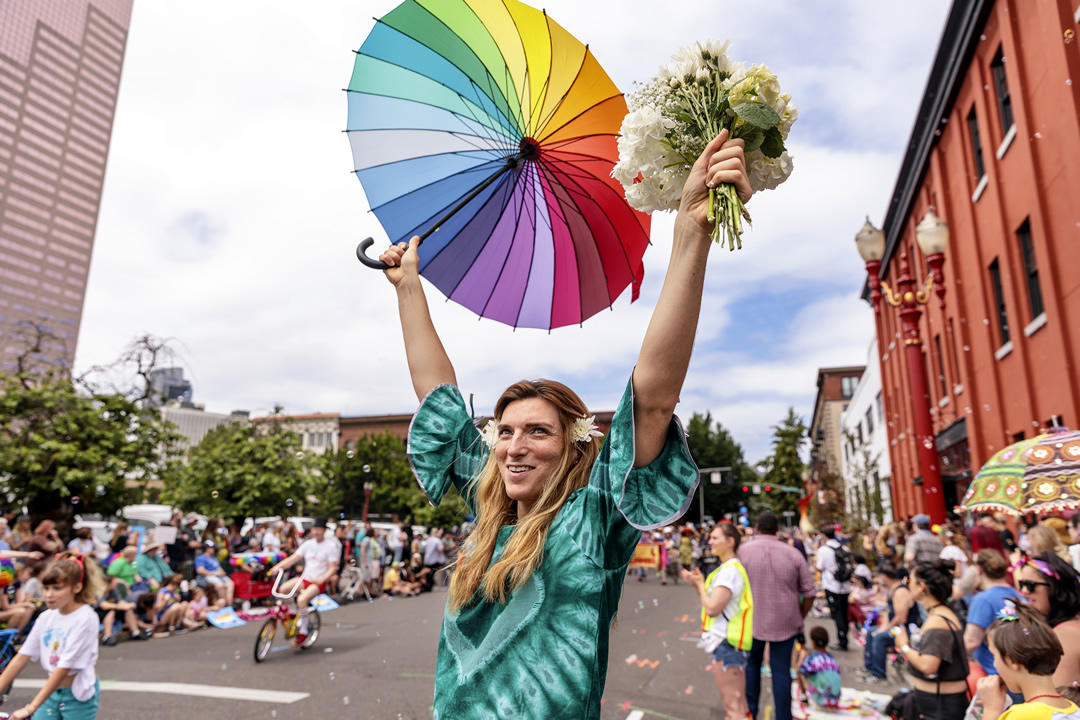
top-left (0, 551), bottom-right (105, 718)
top-left (975, 600), bottom-right (1080, 720)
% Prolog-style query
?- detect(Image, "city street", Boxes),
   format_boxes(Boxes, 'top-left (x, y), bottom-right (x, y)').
top-left (6, 576), bottom-right (898, 720)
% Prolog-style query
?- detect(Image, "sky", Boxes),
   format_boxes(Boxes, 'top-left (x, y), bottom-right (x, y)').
top-left (73, 0), bottom-right (953, 465)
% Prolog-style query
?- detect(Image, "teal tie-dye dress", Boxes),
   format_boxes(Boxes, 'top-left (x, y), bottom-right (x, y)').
top-left (407, 377), bottom-right (698, 720)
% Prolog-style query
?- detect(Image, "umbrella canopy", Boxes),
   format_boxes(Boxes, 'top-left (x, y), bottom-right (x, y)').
top-left (347, 0), bottom-right (650, 329)
top-left (958, 427), bottom-right (1080, 516)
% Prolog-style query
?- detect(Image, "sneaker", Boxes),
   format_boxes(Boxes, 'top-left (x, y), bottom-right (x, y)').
top-left (103, 636), bottom-right (118, 647)
top-left (293, 632), bottom-right (308, 647)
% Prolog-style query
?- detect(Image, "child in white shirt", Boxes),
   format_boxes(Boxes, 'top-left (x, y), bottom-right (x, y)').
top-left (0, 551), bottom-right (104, 719)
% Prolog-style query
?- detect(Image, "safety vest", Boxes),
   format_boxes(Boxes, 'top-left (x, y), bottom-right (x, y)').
top-left (700, 558), bottom-right (754, 651)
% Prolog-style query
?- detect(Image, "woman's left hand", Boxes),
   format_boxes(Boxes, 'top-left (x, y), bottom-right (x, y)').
top-left (677, 129), bottom-right (753, 235)
top-left (892, 626), bottom-right (908, 648)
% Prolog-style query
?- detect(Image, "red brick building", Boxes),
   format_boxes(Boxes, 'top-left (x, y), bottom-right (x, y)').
top-left (867, 0), bottom-right (1080, 520)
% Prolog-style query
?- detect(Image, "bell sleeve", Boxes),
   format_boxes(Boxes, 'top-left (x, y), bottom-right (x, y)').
top-left (406, 383), bottom-right (487, 514)
top-left (566, 375), bottom-right (699, 569)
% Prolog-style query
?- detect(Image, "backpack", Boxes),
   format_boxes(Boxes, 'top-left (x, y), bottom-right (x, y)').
top-left (832, 543), bottom-right (853, 583)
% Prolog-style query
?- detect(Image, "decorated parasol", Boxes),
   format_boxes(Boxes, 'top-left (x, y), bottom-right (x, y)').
top-left (347, 0), bottom-right (650, 329)
top-left (958, 427), bottom-right (1080, 516)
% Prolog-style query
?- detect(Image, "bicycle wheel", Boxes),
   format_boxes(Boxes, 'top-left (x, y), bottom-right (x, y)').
top-left (254, 619), bottom-right (276, 663)
top-left (301, 610), bottom-right (320, 649)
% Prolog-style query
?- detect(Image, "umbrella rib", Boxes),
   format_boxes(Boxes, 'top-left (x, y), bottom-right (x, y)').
top-left (530, 39), bottom-right (588, 140)
top-left (365, 14), bottom-right (521, 139)
top-left (350, 53), bottom-right (515, 147)
top-left (537, 153), bottom-right (629, 310)
top-left (456, 0), bottom-right (527, 133)
top-left (536, 91), bottom-right (623, 146)
top-left (476, 166), bottom-right (532, 323)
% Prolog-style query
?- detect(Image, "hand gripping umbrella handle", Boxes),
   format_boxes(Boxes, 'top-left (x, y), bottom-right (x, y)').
top-left (354, 157), bottom-right (520, 271)
top-left (355, 237), bottom-right (389, 270)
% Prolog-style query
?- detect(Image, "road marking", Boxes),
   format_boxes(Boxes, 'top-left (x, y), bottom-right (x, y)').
top-left (13, 679), bottom-right (309, 704)
top-left (626, 712), bottom-right (645, 720)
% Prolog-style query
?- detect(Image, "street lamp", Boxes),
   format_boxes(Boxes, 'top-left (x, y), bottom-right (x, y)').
top-left (856, 209), bottom-right (949, 524)
top-left (361, 464), bottom-right (374, 522)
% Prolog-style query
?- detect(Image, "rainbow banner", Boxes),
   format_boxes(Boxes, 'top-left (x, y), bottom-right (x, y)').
top-left (0, 559), bottom-right (14, 588)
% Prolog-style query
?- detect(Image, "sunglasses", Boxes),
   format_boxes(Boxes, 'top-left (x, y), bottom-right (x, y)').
top-left (1017, 579), bottom-right (1050, 593)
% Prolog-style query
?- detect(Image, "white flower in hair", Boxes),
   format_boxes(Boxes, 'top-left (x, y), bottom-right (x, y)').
top-left (571, 416), bottom-right (603, 444)
top-left (480, 419), bottom-right (498, 449)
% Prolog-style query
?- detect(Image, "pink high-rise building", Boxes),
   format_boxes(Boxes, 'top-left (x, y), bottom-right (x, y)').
top-left (0, 0), bottom-right (133, 371)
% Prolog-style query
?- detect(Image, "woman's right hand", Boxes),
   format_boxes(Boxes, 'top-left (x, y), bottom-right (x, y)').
top-left (380, 236), bottom-right (421, 288)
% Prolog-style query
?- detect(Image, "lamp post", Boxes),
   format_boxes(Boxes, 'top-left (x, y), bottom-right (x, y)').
top-left (362, 464), bottom-right (374, 522)
top-left (856, 209), bottom-right (950, 524)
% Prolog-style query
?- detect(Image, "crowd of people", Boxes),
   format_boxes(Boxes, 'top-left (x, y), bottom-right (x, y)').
top-left (0, 510), bottom-right (465, 645)
top-left (666, 511), bottom-right (1080, 720)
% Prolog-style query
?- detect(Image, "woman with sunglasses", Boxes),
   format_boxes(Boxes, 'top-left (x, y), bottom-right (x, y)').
top-left (1013, 551), bottom-right (1080, 687)
top-left (892, 559), bottom-right (969, 720)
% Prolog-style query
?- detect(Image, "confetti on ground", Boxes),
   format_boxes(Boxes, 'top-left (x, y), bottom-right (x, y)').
top-left (625, 654), bottom-right (639, 665)
top-left (685, 685), bottom-right (694, 695)
top-left (621, 700), bottom-right (633, 712)
top-left (655, 631), bottom-right (666, 637)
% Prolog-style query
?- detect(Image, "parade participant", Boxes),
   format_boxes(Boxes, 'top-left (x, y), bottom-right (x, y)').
top-left (0, 551), bottom-right (104, 719)
top-left (383, 130), bottom-right (751, 719)
top-left (266, 518), bottom-right (338, 646)
top-left (892, 559), bottom-right (969, 720)
top-left (976, 600), bottom-right (1080, 720)
top-left (1013, 552), bottom-right (1080, 687)
top-left (682, 522), bottom-right (753, 720)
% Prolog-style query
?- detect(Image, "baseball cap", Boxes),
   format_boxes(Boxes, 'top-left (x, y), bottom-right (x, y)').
top-left (913, 513), bottom-right (931, 527)
top-left (203, 540), bottom-right (216, 549)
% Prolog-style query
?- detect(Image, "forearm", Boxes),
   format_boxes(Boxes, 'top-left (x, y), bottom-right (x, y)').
top-left (396, 280), bottom-right (457, 401)
top-left (632, 216), bottom-right (711, 464)
top-left (26, 666), bottom-right (72, 714)
top-left (0, 652), bottom-right (29, 692)
top-left (800, 596), bottom-right (814, 618)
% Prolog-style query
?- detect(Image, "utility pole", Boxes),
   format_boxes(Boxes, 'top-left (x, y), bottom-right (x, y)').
top-left (697, 466), bottom-right (731, 524)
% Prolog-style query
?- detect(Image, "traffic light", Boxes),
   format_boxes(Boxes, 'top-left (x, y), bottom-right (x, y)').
top-left (741, 485), bottom-right (750, 494)
top-left (764, 484), bottom-right (772, 493)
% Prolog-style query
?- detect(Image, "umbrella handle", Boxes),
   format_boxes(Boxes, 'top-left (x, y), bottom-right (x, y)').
top-left (355, 237), bottom-right (389, 270)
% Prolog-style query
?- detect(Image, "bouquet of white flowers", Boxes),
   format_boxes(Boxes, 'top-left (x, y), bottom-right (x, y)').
top-left (612, 41), bottom-right (797, 250)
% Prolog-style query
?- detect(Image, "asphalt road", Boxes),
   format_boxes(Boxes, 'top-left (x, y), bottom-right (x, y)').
top-left (6, 576), bottom-right (899, 719)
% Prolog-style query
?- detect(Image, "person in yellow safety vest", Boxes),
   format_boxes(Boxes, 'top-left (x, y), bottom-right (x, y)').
top-left (683, 522), bottom-right (754, 720)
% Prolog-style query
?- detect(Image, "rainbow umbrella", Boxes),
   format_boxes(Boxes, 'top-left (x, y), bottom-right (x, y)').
top-left (348, 0), bottom-right (650, 329)
top-left (959, 427), bottom-right (1080, 516)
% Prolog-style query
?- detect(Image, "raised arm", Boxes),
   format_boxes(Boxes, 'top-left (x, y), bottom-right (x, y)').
top-left (632, 130), bottom-right (751, 466)
top-left (379, 236), bottom-right (457, 401)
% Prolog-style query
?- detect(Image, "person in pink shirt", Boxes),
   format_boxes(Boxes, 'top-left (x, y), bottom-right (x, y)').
top-left (738, 512), bottom-right (815, 720)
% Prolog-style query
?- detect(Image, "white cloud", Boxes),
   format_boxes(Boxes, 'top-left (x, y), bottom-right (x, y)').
top-left (75, 1), bottom-right (949, 466)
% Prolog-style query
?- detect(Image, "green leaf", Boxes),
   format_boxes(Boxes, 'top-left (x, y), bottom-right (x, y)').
top-left (737, 128), bottom-right (765, 153)
top-left (760, 126), bottom-right (785, 158)
top-left (732, 101), bottom-right (780, 131)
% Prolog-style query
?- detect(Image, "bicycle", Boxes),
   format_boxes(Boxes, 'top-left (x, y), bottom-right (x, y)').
top-left (249, 571), bottom-right (320, 663)
top-left (0, 628), bottom-right (19, 705)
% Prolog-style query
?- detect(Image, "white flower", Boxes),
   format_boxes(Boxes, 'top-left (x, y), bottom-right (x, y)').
top-left (746, 150), bottom-right (794, 191)
top-left (480, 419), bottom-right (497, 449)
top-left (727, 64), bottom-right (783, 115)
top-left (571, 416), bottom-right (604, 444)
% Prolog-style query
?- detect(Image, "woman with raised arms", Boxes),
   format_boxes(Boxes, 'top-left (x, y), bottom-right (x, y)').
top-left (379, 130), bottom-right (752, 720)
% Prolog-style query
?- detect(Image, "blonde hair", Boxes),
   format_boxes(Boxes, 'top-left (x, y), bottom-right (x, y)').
top-left (1028, 523), bottom-right (1071, 564)
top-left (448, 380), bottom-right (599, 612)
top-left (40, 551), bottom-right (105, 604)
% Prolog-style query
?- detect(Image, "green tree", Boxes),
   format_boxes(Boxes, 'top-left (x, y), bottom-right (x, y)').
top-left (321, 432), bottom-right (467, 528)
top-left (684, 412), bottom-right (756, 524)
top-left (0, 368), bottom-right (182, 523)
top-left (756, 407), bottom-right (807, 520)
top-left (161, 416), bottom-right (315, 524)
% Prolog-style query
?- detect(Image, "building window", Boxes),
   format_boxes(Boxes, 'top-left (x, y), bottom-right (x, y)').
top-left (1017, 219), bottom-right (1044, 320)
top-left (989, 258), bottom-right (1010, 346)
top-left (865, 407), bottom-right (874, 435)
top-left (947, 318), bottom-right (962, 387)
top-left (1012, 431), bottom-right (1025, 443)
top-left (967, 106), bottom-right (986, 181)
top-left (841, 376), bottom-right (857, 398)
top-left (1047, 414), bottom-right (1065, 429)
top-left (875, 392), bottom-right (883, 423)
top-left (991, 47), bottom-right (1014, 136)
top-left (934, 334), bottom-right (948, 396)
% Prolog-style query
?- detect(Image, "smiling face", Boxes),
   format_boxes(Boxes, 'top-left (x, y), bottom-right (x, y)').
top-left (1016, 564), bottom-right (1052, 616)
top-left (494, 397), bottom-right (567, 514)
